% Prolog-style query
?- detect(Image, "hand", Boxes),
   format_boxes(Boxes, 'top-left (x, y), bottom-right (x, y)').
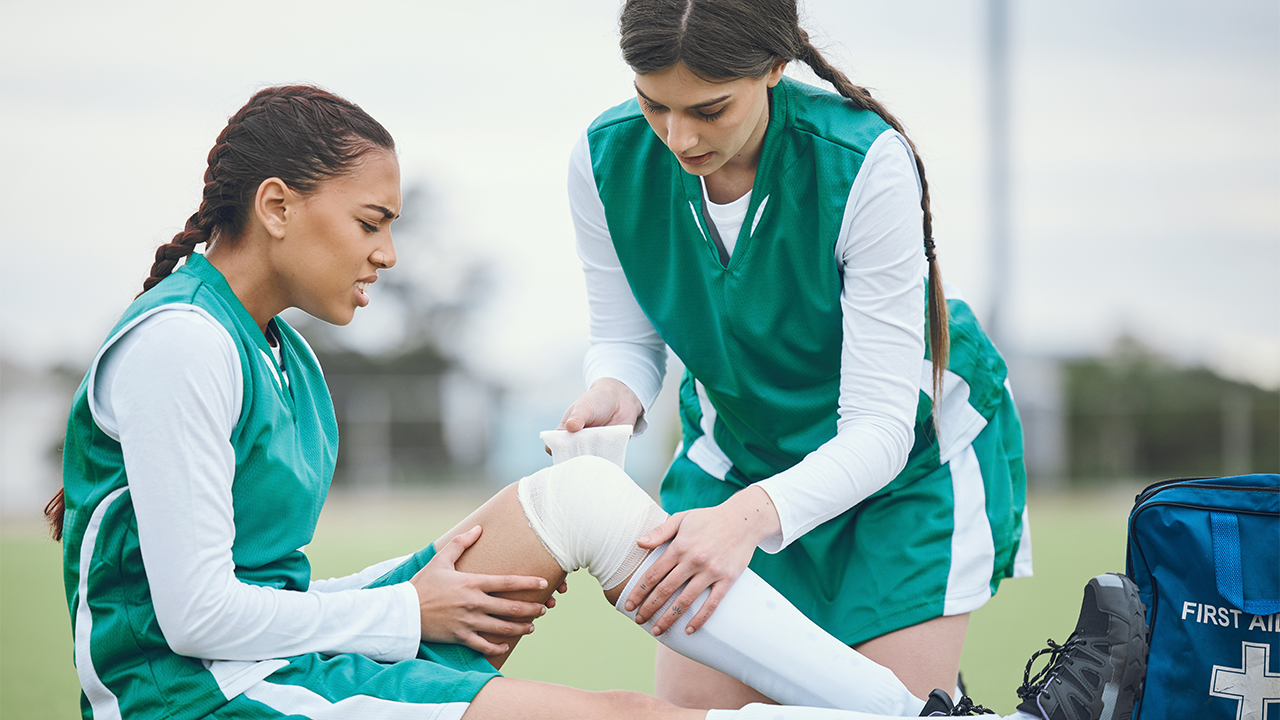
top-left (558, 378), bottom-right (644, 434)
top-left (544, 578), bottom-right (569, 610)
top-left (624, 485), bottom-right (781, 636)
top-left (410, 526), bottom-right (553, 655)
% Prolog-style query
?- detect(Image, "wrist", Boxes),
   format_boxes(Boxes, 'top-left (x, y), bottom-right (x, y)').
top-left (728, 485), bottom-right (782, 545)
top-left (591, 378), bottom-right (644, 426)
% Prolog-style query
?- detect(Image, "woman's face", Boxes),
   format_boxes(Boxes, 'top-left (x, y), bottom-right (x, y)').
top-left (276, 149), bottom-right (401, 326)
top-left (633, 61), bottom-right (785, 178)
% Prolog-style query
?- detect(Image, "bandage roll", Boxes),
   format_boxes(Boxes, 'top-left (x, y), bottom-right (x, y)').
top-left (539, 425), bottom-right (632, 469)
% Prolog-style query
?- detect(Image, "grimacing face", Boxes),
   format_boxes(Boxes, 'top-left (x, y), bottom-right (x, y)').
top-left (275, 150), bottom-right (401, 327)
top-left (633, 61), bottom-right (785, 179)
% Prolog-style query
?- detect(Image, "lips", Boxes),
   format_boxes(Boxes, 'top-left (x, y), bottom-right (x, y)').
top-left (679, 151), bottom-right (713, 166)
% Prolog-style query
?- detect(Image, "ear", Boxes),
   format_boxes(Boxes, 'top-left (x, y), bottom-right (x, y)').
top-left (766, 60), bottom-right (787, 88)
top-left (253, 177), bottom-right (294, 240)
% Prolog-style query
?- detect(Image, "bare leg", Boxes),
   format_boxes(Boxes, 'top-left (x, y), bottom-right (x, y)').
top-left (463, 678), bottom-right (705, 720)
top-left (655, 644), bottom-right (772, 709)
top-left (432, 483), bottom-right (567, 669)
top-left (855, 614), bottom-right (969, 701)
top-left (436, 462), bottom-right (921, 714)
top-left (653, 614), bottom-right (969, 709)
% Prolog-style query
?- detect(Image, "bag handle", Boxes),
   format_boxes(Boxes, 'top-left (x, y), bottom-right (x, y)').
top-left (1211, 511), bottom-right (1280, 615)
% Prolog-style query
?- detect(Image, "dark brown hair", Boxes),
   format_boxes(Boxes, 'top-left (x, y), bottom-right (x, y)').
top-left (45, 85), bottom-right (395, 541)
top-left (620, 0), bottom-right (951, 402)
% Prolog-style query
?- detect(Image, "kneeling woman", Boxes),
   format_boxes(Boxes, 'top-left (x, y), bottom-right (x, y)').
top-left (48, 85), bottom-right (1141, 720)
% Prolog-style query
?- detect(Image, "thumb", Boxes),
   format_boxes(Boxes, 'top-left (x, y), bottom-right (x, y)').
top-left (438, 525), bottom-right (482, 567)
top-left (638, 514), bottom-right (680, 549)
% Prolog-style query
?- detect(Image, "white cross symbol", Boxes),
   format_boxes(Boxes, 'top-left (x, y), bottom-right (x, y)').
top-left (1211, 641), bottom-right (1280, 720)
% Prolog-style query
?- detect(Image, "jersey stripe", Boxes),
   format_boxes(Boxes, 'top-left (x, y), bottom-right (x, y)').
top-left (943, 445), bottom-right (997, 615)
top-left (687, 379), bottom-right (732, 481)
top-left (75, 486), bottom-right (128, 720)
top-left (242, 679), bottom-right (469, 720)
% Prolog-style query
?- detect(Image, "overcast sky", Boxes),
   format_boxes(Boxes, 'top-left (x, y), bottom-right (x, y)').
top-left (2, 0), bottom-right (1277, 390)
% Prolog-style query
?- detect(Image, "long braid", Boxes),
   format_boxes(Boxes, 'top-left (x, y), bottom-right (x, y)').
top-left (796, 32), bottom-right (951, 404)
top-left (46, 85), bottom-right (394, 542)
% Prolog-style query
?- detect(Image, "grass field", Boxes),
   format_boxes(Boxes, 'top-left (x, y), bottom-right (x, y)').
top-left (0, 485), bottom-right (1139, 717)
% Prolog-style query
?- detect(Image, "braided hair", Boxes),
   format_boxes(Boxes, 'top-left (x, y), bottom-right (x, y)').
top-left (141, 85), bottom-right (396, 292)
top-left (620, 0), bottom-right (950, 403)
top-left (45, 85), bottom-right (394, 541)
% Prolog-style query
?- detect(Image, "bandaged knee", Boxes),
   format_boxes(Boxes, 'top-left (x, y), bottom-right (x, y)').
top-left (517, 455), bottom-right (667, 590)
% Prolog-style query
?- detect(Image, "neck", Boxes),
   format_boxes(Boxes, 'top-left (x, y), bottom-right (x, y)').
top-left (703, 97), bottom-right (771, 204)
top-left (205, 236), bottom-right (285, 336)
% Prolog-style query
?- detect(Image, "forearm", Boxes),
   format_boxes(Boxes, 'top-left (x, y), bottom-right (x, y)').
top-left (756, 130), bottom-right (925, 552)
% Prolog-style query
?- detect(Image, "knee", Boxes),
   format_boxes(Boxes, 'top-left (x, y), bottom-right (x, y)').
top-left (516, 456), bottom-right (667, 587)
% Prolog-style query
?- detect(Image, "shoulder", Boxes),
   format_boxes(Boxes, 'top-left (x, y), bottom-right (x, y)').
top-left (585, 97), bottom-right (663, 160)
top-left (587, 96), bottom-right (645, 135)
top-left (777, 77), bottom-right (892, 158)
top-left (103, 306), bottom-right (238, 379)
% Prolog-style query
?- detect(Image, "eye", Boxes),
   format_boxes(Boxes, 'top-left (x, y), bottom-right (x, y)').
top-left (358, 220), bottom-right (379, 233)
top-left (698, 106), bottom-right (726, 122)
top-left (640, 98), bottom-right (667, 115)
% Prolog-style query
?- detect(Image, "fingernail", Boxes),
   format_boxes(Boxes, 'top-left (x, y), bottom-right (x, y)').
top-left (540, 606), bottom-right (547, 615)
top-left (624, 602), bottom-right (634, 611)
top-left (539, 579), bottom-right (548, 588)
top-left (686, 625), bottom-right (695, 634)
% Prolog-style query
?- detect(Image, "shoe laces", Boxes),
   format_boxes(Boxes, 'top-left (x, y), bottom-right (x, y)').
top-left (1016, 635), bottom-right (1085, 701)
top-left (948, 696), bottom-right (996, 715)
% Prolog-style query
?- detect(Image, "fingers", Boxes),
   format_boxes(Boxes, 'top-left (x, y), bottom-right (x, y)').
top-left (652, 580), bottom-right (711, 636)
top-left (682, 583), bottom-right (727, 635)
top-left (436, 525), bottom-right (482, 566)
top-left (625, 544), bottom-right (682, 617)
top-left (637, 513), bottom-right (681, 549)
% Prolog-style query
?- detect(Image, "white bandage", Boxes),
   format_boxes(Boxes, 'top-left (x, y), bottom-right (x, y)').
top-left (517, 455), bottom-right (668, 590)
top-left (539, 425), bottom-right (632, 469)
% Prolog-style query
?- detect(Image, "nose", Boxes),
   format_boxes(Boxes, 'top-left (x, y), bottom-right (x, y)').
top-left (666, 114), bottom-right (699, 155)
top-left (372, 232), bottom-right (396, 270)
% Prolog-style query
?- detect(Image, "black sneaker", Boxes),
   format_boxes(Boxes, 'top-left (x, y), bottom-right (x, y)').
top-left (919, 688), bottom-right (996, 716)
top-left (1016, 573), bottom-right (1149, 720)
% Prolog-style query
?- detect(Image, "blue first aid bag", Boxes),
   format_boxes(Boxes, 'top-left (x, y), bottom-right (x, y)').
top-left (1126, 474), bottom-right (1279, 720)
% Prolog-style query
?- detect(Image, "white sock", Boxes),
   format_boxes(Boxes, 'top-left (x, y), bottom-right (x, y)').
top-left (707, 704), bottom-right (904, 719)
top-left (618, 545), bottom-right (925, 715)
top-left (533, 427), bottom-right (924, 715)
top-left (707, 704), bottom-right (1031, 719)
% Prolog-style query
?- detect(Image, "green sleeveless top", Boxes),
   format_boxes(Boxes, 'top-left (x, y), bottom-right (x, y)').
top-left (59, 253), bottom-right (338, 719)
top-left (589, 77), bottom-right (891, 482)
top-left (588, 77), bottom-right (1010, 485)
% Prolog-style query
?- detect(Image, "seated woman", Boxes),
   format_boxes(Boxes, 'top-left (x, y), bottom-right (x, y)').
top-left (48, 84), bottom-right (1145, 720)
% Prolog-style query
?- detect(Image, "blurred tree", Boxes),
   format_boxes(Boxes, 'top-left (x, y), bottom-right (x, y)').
top-left (1064, 336), bottom-right (1278, 483)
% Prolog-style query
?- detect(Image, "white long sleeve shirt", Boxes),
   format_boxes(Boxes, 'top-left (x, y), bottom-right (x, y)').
top-left (569, 126), bottom-right (928, 552)
top-left (91, 309), bottom-right (421, 662)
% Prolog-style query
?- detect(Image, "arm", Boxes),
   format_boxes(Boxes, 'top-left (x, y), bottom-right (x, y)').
top-left (562, 129), bottom-right (667, 434)
top-left (105, 311), bottom-right (547, 661)
top-left (755, 129), bottom-right (926, 550)
top-left (103, 310), bottom-right (420, 662)
top-left (627, 131), bottom-right (927, 634)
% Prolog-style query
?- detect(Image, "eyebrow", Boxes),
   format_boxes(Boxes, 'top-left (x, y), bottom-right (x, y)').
top-left (363, 204), bottom-right (399, 220)
top-left (634, 83), bottom-right (731, 110)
